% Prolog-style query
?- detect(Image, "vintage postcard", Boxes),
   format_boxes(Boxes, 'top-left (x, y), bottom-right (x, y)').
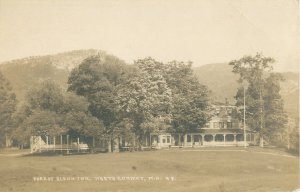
top-left (0, 0), bottom-right (299, 191)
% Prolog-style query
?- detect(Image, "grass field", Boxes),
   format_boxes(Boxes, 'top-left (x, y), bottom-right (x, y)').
top-left (0, 147), bottom-right (298, 192)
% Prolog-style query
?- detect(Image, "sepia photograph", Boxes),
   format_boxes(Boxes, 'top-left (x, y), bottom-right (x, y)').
top-left (0, 0), bottom-right (299, 191)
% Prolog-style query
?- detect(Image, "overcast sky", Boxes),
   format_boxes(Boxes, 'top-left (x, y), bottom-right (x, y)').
top-left (0, 0), bottom-right (299, 72)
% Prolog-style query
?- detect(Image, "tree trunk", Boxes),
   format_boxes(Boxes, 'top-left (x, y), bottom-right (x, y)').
top-left (184, 134), bottom-right (187, 147)
top-left (5, 135), bottom-right (11, 148)
top-left (113, 137), bottom-right (119, 153)
top-left (259, 83), bottom-right (264, 148)
top-left (259, 136), bottom-right (264, 148)
top-left (107, 139), bottom-right (112, 153)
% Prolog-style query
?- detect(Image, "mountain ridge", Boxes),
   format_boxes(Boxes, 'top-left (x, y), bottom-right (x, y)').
top-left (0, 49), bottom-right (298, 118)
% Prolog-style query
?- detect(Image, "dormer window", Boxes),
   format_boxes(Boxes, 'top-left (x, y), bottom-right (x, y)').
top-left (213, 122), bottom-right (219, 128)
top-left (227, 122), bottom-right (232, 128)
top-left (219, 122), bottom-right (225, 129)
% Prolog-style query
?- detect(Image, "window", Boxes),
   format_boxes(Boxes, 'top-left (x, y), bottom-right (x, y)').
top-left (227, 122), bottom-right (232, 128)
top-left (219, 122), bottom-right (224, 129)
top-left (162, 139), bottom-right (166, 143)
top-left (213, 122), bottom-right (219, 128)
top-left (167, 136), bottom-right (170, 143)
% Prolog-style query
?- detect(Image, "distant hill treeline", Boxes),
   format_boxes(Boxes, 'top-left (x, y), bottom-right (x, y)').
top-left (193, 63), bottom-right (299, 119)
top-left (0, 49), bottom-right (298, 118)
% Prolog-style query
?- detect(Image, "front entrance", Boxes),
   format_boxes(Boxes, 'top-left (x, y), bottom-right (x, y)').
top-left (150, 134), bottom-right (172, 148)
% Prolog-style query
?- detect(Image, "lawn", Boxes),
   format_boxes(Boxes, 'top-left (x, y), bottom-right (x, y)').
top-left (0, 147), bottom-right (298, 192)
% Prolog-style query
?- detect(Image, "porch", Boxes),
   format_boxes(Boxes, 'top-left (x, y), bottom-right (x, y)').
top-left (149, 132), bottom-right (256, 148)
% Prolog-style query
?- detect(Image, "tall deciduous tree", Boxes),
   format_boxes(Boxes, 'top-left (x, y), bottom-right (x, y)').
top-left (12, 80), bottom-right (104, 146)
top-left (0, 71), bottom-right (17, 146)
top-left (68, 55), bottom-right (133, 150)
top-left (116, 58), bottom-right (209, 140)
top-left (116, 58), bottom-right (173, 143)
top-left (163, 61), bottom-right (209, 133)
top-left (229, 53), bottom-right (287, 147)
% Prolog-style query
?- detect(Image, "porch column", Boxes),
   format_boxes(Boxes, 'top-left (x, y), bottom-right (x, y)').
top-left (212, 134), bottom-right (216, 143)
top-left (223, 134), bottom-right (226, 146)
top-left (54, 136), bottom-right (56, 150)
top-left (184, 134), bottom-right (187, 147)
top-left (178, 134), bottom-right (181, 146)
top-left (67, 135), bottom-right (69, 154)
top-left (201, 134), bottom-right (204, 145)
top-left (149, 134), bottom-right (152, 147)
